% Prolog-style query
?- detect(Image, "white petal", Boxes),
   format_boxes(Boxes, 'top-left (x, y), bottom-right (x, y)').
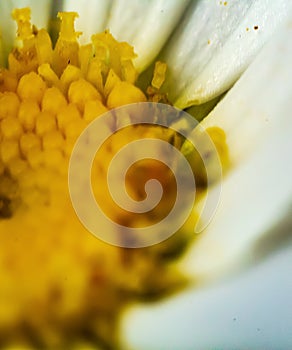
top-left (120, 247), bottom-right (292, 349)
top-left (61, 0), bottom-right (113, 44)
top-left (10, 0), bottom-right (52, 28)
top-left (180, 16), bottom-right (292, 280)
top-left (162, 0), bottom-right (291, 108)
top-left (106, 0), bottom-right (191, 72)
top-left (119, 15), bottom-right (292, 350)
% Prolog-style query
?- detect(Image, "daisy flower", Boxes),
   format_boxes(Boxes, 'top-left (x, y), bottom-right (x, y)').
top-left (0, 1), bottom-right (291, 349)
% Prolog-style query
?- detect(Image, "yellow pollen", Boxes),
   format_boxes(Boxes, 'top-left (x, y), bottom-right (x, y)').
top-left (0, 139), bottom-right (20, 164)
top-left (57, 103), bottom-right (81, 131)
top-left (42, 86), bottom-right (67, 114)
top-left (0, 7), bottom-right (228, 349)
top-left (68, 78), bottom-right (102, 111)
top-left (107, 81), bottom-right (147, 108)
top-left (151, 61), bottom-right (167, 90)
top-left (0, 92), bottom-right (20, 119)
top-left (35, 111), bottom-right (56, 136)
top-left (19, 132), bottom-right (41, 156)
top-left (17, 71), bottom-right (46, 102)
top-left (12, 8), bottom-right (33, 42)
top-left (18, 99), bottom-right (40, 131)
top-left (1, 116), bottom-right (23, 139)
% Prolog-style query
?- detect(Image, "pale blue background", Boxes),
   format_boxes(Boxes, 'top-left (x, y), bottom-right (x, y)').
top-left (123, 245), bottom-right (292, 349)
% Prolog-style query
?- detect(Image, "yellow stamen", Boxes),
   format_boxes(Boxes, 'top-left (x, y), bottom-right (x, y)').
top-left (107, 81), bottom-right (147, 108)
top-left (1, 116), bottom-right (23, 139)
top-left (0, 139), bottom-right (19, 164)
top-left (58, 12), bottom-right (81, 42)
top-left (18, 100), bottom-right (40, 131)
top-left (53, 12), bottom-right (81, 76)
top-left (9, 8), bottom-right (53, 77)
top-left (38, 63), bottom-right (61, 89)
top-left (17, 71), bottom-right (46, 102)
top-left (42, 87), bottom-right (67, 114)
top-left (0, 7), bottom-right (228, 349)
top-left (35, 111), bottom-right (56, 136)
top-left (57, 103), bottom-right (81, 132)
top-left (84, 99), bottom-right (108, 122)
top-left (19, 132), bottom-right (41, 156)
top-left (151, 61), bottom-right (167, 90)
top-left (12, 8), bottom-right (33, 42)
top-left (0, 92), bottom-right (20, 119)
top-left (68, 78), bottom-right (102, 112)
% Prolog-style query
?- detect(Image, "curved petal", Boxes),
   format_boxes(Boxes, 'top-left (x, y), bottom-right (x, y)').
top-left (180, 16), bottom-right (292, 279)
top-left (162, 0), bottom-right (290, 108)
top-left (106, 0), bottom-right (191, 72)
top-left (121, 247), bottom-right (292, 349)
top-left (119, 14), bottom-right (292, 349)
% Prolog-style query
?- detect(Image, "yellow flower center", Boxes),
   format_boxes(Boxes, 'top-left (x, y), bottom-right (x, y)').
top-left (0, 8), bottom-right (228, 349)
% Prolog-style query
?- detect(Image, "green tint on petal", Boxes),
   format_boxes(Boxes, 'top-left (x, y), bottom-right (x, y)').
top-left (0, 1), bottom-right (16, 66)
top-left (161, 0), bottom-right (291, 109)
top-left (0, 30), bottom-right (4, 67)
top-left (180, 16), bottom-right (292, 280)
top-left (185, 94), bottom-right (223, 122)
top-left (120, 19), bottom-right (292, 349)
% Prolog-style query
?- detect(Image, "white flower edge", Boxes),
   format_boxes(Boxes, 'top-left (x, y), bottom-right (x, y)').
top-left (120, 246), bottom-right (292, 349)
top-left (61, 0), bottom-right (191, 71)
top-left (118, 12), bottom-right (292, 349)
top-left (179, 14), bottom-right (292, 281)
top-left (161, 0), bottom-right (291, 109)
top-left (105, 0), bottom-right (191, 72)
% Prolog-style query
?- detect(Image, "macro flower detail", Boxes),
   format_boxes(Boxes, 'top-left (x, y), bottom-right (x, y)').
top-left (0, 1), bottom-right (291, 350)
top-left (0, 6), bottom-right (227, 349)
